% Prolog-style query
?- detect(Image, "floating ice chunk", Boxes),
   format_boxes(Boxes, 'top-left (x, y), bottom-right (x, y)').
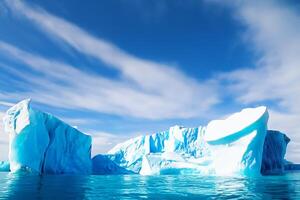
top-left (3, 99), bottom-right (92, 174)
top-left (4, 99), bottom-right (49, 173)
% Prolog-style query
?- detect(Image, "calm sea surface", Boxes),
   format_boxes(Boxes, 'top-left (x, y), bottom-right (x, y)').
top-left (0, 172), bottom-right (299, 199)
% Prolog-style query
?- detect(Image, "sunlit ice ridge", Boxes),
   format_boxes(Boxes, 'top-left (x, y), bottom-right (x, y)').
top-left (0, 99), bottom-right (296, 177)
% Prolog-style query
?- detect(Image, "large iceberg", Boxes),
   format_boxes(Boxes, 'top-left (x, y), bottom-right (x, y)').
top-left (106, 106), bottom-right (269, 176)
top-left (3, 99), bottom-right (92, 174)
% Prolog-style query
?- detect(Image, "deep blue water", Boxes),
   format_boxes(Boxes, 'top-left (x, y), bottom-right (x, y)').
top-left (0, 172), bottom-right (299, 199)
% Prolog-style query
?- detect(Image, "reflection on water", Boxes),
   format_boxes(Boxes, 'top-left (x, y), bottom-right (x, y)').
top-left (0, 172), bottom-right (299, 199)
top-left (2, 173), bottom-right (88, 199)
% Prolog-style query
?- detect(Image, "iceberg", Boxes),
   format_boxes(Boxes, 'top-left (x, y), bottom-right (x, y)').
top-left (261, 130), bottom-right (290, 174)
top-left (106, 106), bottom-right (269, 176)
top-left (3, 99), bottom-right (92, 174)
top-left (1, 99), bottom-right (292, 176)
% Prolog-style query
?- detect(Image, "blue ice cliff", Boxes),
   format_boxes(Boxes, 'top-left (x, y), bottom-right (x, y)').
top-left (261, 130), bottom-right (290, 174)
top-left (0, 99), bottom-right (293, 176)
top-left (3, 99), bottom-right (92, 174)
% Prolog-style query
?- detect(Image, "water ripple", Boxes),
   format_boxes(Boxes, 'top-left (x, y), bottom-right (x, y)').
top-left (0, 172), bottom-right (299, 199)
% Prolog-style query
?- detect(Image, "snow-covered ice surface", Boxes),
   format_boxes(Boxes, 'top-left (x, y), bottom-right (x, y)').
top-left (205, 106), bottom-right (269, 176)
top-left (3, 99), bottom-right (92, 174)
top-left (107, 107), bottom-right (270, 176)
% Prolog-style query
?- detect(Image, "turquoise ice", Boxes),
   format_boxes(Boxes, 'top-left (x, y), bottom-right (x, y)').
top-left (107, 107), bottom-right (273, 176)
top-left (3, 99), bottom-right (92, 174)
top-left (1, 99), bottom-right (292, 176)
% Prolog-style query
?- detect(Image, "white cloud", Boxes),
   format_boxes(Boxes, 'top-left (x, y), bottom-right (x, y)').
top-left (0, 111), bottom-right (8, 161)
top-left (1, 0), bottom-right (219, 120)
top-left (215, 0), bottom-right (300, 162)
top-left (60, 117), bottom-right (96, 127)
top-left (90, 131), bottom-right (138, 156)
top-left (220, 1), bottom-right (300, 108)
top-left (0, 41), bottom-right (218, 120)
top-left (1, 0), bottom-right (299, 163)
top-left (0, 101), bottom-right (14, 107)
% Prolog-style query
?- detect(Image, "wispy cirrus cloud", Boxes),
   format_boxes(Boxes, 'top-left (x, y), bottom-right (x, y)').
top-left (1, 0), bottom-right (299, 163)
top-left (213, 0), bottom-right (300, 162)
top-left (90, 131), bottom-right (139, 156)
top-left (0, 101), bottom-right (14, 107)
top-left (1, 0), bottom-right (219, 120)
top-left (220, 1), bottom-right (300, 108)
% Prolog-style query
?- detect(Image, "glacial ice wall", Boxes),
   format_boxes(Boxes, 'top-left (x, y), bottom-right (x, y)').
top-left (3, 99), bottom-right (92, 174)
top-left (107, 107), bottom-right (269, 176)
top-left (261, 130), bottom-right (290, 174)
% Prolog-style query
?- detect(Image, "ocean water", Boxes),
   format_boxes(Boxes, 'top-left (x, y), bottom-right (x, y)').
top-left (0, 172), bottom-right (299, 199)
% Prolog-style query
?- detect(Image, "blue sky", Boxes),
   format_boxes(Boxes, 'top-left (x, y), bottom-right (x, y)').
top-left (0, 0), bottom-right (299, 162)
